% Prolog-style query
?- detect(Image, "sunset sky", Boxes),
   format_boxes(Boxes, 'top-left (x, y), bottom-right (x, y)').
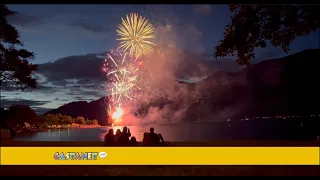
top-left (1, 4), bottom-right (319, 114)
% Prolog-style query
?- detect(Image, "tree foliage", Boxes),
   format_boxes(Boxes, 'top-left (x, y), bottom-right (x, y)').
top-left (75, 116), bottom-right (86, 125)
top-left (0, 4), bottom-right (38, 90)
top-left (7, 105), bottom-right (37, 126)
top-left (62, 115), bottom-right (73, 125)
top-left (44, 114), bottom-right (58, 125)
top-left (214, 5), bottom-right (320, 66)
top-left (85, 119), bottom-right (93, 125)
top-left (4, 104), bottom-right (100, 128)
top-left (41, 114), bottom-right (99, 126)
top-left (92, 119), bottom-right (99, 125)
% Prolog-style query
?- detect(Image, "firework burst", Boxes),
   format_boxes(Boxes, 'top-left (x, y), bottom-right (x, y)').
top-left (102, 49), bottom-right (141, 124)
top-left (116, 13), bottom-right (156, 58)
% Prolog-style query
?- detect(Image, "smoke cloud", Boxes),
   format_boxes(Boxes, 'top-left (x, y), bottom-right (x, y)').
top-left (117, 6), bottom-right (247, 125)
top-left (115, 7), bottom-right (205, 125)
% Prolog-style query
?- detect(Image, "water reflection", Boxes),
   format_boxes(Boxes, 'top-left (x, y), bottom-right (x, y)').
top-left (16, 123), bottom-right (224, 142)
top-left (100, 126), bottom-right (149, 141)
top-left (16, 121), bottom-right (314, 142)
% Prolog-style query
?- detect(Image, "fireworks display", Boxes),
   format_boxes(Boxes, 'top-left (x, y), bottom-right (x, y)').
top-left (116, 13), bottom-right (156, 58)
top-left (112, 107), bottom-right (124, 121)
top-left (101, 12), bottom-right (155, 125)
top-left (102, 49), bottom-right (141, 124)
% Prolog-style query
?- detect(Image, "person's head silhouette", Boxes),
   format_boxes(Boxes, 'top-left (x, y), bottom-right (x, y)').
top-left (150, 127), bottom-right (154, 133)
top-left (116, 129), bottom-right (121, 135)
top-left (108, 129), bottom-right (114, 135)
top-left (131, 136), bottom-right (137, 142)
top-left (123, 126), bottom-right (128, 133)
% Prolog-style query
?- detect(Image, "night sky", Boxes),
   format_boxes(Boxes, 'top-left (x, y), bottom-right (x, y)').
top-left (1, 4), bottom-right (319, 114)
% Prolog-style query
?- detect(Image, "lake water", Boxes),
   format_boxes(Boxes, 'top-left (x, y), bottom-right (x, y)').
top-left (16, 120), bottom-right (317, 141)
top-left (17, 123), bottom-right (229, 142)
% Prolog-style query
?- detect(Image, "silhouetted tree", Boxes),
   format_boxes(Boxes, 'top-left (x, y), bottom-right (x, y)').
top-left (44, 114), bottom-right (58, 126)
top-left (92, 119), bottom-right (99, 126)
top-left (62, 115), bottom-right (73, 125)
top-left (0, 4), bottom-right (38, 90)
top-left (214, 5), bottom-right (320, 66)
top-left (35, 115), bottom-right (46, 128)
top-left (8, 105), bottom-right (37, 127)
top-left (75, 116), bottom-right (86, 125)
top-left (85, 119), bottom-right (93, 125)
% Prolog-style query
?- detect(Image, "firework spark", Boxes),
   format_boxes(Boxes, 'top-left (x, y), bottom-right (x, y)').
top-left (102, 49), bottom-right (141, 124)
top-left (112, 106), bottom-right (124, 122)
top-left (116, 13), bottom-right (156, 58)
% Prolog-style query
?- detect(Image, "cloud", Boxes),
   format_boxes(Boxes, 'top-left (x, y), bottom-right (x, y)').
top-left (1, 98), bottom-right (50, 108)
top-left (34, 53), bottom-right (107, 103)
top-left (0, 56), bottom-right (106, 112)
top-left (193, 5), bottom-right (212, 14)
top-left (50, 80), bottom-right (68, 87)
top-left (33, 107), bottom-right (54, 115)
top-left (74, 96), bottom-right (96, 101)
top-left (68, 22), bottom-right (109, 33)
top-left (8, 13), bottom-right (109, 37)
top-left (38, 53), bottom-right (105, 82)
top-left (76, 79), bottom-right (94, 85)
top-left (7, 13), bottom-right (44, 27)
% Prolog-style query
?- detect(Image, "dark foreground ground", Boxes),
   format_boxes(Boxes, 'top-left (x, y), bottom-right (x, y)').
top-left (1, 140), bottom-right (320, 176)
top-left (2, 165), bottom-right (320, 176)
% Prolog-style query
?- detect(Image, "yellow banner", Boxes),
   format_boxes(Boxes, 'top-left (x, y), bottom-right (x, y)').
top-left (1, 147), bottom-right (319, 165)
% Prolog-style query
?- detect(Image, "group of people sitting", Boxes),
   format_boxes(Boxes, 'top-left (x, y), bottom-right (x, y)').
top-left (104, 126), bottom-right (165, 146)
top-left (142, 127), bottom-right (165, 146)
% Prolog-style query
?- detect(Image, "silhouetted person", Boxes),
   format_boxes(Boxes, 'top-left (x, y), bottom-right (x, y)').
top-left (149, 127), bottom-right (160, 145)
top-left (117, 126), bottom-right (131, 146)
top-left (115, 129), bottom-right (121, 142)
top-left (148, 127), bottom-right (166, 146)
top-left (130, 136), bottom-right (138, 146)
top-left (158, 133), bottom-right (165, 144)
top-left (142, 132), bottom-right (150, 146)
top-left (104, 129), bottom-right (115, 146)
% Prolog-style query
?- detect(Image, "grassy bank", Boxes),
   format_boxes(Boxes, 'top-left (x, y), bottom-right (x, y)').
top-left (1, 140), bottom-right (319, 176)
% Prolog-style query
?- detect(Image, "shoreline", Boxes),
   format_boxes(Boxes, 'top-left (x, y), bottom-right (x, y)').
top-left (14, 125), bottom-right (102, 138)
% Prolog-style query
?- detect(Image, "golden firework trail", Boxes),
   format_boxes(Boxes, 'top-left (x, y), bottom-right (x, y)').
top-left (116, 13), bottom-right (156, 58)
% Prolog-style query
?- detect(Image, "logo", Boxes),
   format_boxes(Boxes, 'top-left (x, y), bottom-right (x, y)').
top-left (99, 152), bottom-right (107, 158)
top-left (54, 152), bottom-right (107, 160)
